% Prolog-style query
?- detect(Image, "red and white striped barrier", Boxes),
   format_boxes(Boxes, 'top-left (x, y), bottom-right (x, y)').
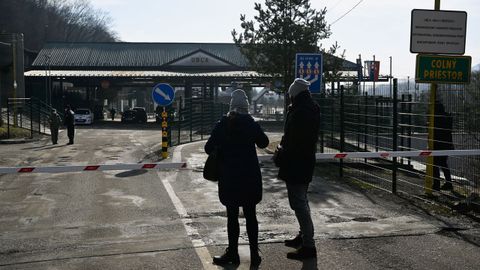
top-left (1, 150), bottom-right (479, 174)
top-left (257, 149), bottom-right (480, 162)
top-left (0, 162), bottom-right (187, 174)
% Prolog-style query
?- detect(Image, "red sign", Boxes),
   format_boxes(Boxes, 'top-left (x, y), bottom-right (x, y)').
top-left (365, 61), bottom-right (380, 81)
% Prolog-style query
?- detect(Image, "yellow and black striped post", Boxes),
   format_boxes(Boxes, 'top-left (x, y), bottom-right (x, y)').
top-left (161, 108), bottom-right (168, 159)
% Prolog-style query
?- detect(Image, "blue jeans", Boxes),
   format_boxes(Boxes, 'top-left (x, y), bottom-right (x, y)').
top-left (286, 183), bottom-right (315, 248)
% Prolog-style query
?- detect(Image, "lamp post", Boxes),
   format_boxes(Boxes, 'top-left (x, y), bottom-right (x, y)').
top-left (12, 35), bottom-right (17, 126)
top-left (44, 54), bottom-right (51, 106)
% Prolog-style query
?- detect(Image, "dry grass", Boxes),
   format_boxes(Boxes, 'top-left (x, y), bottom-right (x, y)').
top-left (0, 125), bottom-right (31, 139)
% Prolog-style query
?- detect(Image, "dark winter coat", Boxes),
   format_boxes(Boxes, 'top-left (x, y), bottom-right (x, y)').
top-left (434, 111), bottom-right (454, 150)
top-left (278, 91), bottom-right (320, 184)
top-left (205, 113), bottom-right (269, 206)
top-left (64, 109), bottom-right (75, 127)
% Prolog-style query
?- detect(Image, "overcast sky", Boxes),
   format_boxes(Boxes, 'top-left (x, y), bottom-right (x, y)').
top-left (92, 0), bottom-right (480, 78)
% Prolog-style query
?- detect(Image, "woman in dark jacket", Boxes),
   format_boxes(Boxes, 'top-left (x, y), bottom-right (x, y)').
top-left (205, 89), bottom-right (269, 267)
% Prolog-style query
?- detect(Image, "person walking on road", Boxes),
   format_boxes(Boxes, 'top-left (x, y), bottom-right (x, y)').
top-left (110, 107), bottom-right (116, 121)
top-left (275, 78), bottom-right (320, 260)
top-left (64, 105), bottom-right (75, 145)
top-left (433, 101), bottom-right (454, 191)
top-left (48, 109), bottom-right (61, 145)
top-left (205, 89), bottom-right (269, 267)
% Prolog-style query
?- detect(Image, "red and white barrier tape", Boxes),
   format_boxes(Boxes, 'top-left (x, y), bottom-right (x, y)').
top-left (0, 162), bottom-right (186, 174)
top-left (257, 149), bottom-right (480, 162)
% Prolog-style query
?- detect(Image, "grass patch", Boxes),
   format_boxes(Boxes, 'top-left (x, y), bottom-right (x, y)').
top-left (0, 125), bottom-right (31, 139)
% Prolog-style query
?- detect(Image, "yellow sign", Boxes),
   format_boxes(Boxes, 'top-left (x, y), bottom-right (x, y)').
top-left (161, 111), bottom-right (168, 118)
top-left (162, 121), bottom-right (168, 128)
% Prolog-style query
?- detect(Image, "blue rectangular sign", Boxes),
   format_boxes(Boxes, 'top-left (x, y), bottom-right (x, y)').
top-left (295, 53), bottom-right (323, 93)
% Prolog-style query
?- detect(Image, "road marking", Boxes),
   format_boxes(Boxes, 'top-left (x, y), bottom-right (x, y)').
top-left (158, 143), bottom-right (217, 270)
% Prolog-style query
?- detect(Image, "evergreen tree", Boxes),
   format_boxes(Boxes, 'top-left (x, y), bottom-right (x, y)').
top-left (232, 0), bottom-right (331, 96)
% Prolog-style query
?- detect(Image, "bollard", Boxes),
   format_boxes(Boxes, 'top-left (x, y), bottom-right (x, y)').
top-left (161, 108), bottom-right (168, 159)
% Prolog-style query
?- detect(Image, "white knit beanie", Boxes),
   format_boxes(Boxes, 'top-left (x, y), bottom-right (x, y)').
top-left (229, 89), bottom-right (249, 114)
top-left (288, 78), bottom-right (310, 97)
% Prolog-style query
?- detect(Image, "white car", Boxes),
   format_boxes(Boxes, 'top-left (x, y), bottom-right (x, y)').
top-left (74, 108), bottom-right (94, 125)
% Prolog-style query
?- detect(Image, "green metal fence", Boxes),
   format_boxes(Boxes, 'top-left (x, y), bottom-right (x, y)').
top-left (1, 97), bottom-right (57, 139)
top-left (313, 77), bottom-right (480, 210)
top-left (169, 97), bottom-right (229, 146)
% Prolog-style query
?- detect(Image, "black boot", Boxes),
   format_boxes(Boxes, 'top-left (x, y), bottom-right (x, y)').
top-left (285, 232), bottom-right (303, 248)
top-left (432, 180), bottom-right (441, 191)
top-left (213, 247), bottom-right (240, 265)
top-left (287, 246), bottom-right (317, 260)
top-left (441, 182), bottom-right (453, 190)
top-left (250, 247), bottom-right (261, 267)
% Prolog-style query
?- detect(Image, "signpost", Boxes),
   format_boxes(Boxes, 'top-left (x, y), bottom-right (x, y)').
top-left (152, 83), bottom-right (175, 159)
top-left (415, 54), bottom-right (471, 84)
top-left (295, 53), bottom-right (323, 93)
top-left (411, 0), bottom-right (470, 195)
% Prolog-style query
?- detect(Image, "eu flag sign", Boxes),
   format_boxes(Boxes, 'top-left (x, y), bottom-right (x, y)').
top-left (295, 53), bottom-right (323, 93)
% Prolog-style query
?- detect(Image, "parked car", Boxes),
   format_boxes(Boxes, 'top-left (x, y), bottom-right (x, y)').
top-left (121, 110), bottom-right (137, 123)
top-left (132, 107), bottom-right (147, 123)
top-left (74, 108), bottom-right (94, 125)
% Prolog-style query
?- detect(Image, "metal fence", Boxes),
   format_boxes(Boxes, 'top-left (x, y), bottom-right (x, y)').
top-left (169, 97), bottom-right (229, 146)
top-left (1, 97), bottom-right (56, 139)
top-left (313, 77), bottom-right (480, 210)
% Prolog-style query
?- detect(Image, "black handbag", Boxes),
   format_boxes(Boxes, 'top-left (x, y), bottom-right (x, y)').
top-left (203, 147), bottom-right (221, 181)
top-left (273, 145), bottom-right (284, 167)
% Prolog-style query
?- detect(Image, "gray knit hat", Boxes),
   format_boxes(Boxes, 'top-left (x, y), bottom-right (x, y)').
top-left (288, 78), bottom-right (310, 97)
top-left (229, 89), bottom-right (249, 114)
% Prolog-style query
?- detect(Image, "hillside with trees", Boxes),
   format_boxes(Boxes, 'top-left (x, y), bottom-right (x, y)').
top-left (0, 0), bottom-right (118, 51)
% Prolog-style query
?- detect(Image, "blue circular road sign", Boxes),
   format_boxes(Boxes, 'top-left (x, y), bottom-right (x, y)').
top-left (152, 83), bottom-right (175, 106)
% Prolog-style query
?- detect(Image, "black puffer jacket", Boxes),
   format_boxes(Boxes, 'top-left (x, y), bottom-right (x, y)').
top-left (205, 113), bottom-right (269, 206)
top-left (278, 91), bottom-right (320, 184)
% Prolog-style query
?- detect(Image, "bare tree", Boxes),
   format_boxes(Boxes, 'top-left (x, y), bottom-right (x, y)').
top-left (0, 0), bottom-right (118, 51)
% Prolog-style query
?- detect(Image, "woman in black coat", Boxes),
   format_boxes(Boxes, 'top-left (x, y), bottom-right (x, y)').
top-left (205, 89), bottom-right (269, 267)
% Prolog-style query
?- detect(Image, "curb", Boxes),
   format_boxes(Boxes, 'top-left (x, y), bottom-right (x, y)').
top-left (0, 138), bottom-right (40, 144)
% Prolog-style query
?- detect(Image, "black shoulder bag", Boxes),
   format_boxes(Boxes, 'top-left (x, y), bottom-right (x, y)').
top-left (203, 146), bottom-right (222, 181)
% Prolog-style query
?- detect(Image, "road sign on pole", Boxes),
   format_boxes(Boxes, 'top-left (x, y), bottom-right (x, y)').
top-left (415, 54), bottom-right (471, 84)
top-left (152, 83), bottom-right (175, 106)
top-left (295, 53), bottom-right (323, 93)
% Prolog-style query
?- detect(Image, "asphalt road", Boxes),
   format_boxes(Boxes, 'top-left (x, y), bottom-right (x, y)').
top-left (0, 124), bottom-right (479, 269)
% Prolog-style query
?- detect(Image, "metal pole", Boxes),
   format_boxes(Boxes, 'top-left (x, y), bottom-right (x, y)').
top-left (200, 100), bottom-right (204, 140)
top-left (44, 55), bottom-right (48, 106)
top-left (189, 98), bottom-right (193, 142)
top-left (373, 55), bottom-right (376, 96)
top-left (12, 36), bottom-right (17, 127)
top-left (339, 85), bottom-right (345, 178)
top-left (407, 94), bottom-right (412, 166)
top-left (425, 0), bottom-right (440, 195)
top-left (38, 101), bottom-right (41, 134)
top-left (389, 56), bottom-right (392, 98)
top-left (392, 78), bottom-right (398, 194)
top-left (7, 99), bottom-right (10, 138)
top-left (30, 98), bottom-right (33, 139)
top-left (375, 97), bottom-right (379, 152)
top-left (161, 107), bottom-right (168, 159)
top-left (358, 54), bottom-right (362, 94)
top-left (178, 97), bottom-right (182, 145)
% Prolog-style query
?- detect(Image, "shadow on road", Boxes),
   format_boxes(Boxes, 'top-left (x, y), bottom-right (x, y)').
top-left (115, 169), bottom-right (148, 178)
top-left (22, 144), bottom-right (65, 150)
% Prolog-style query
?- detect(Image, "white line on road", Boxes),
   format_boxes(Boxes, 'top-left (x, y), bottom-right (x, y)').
top-left (158, 143), bottom-right (217, 270)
